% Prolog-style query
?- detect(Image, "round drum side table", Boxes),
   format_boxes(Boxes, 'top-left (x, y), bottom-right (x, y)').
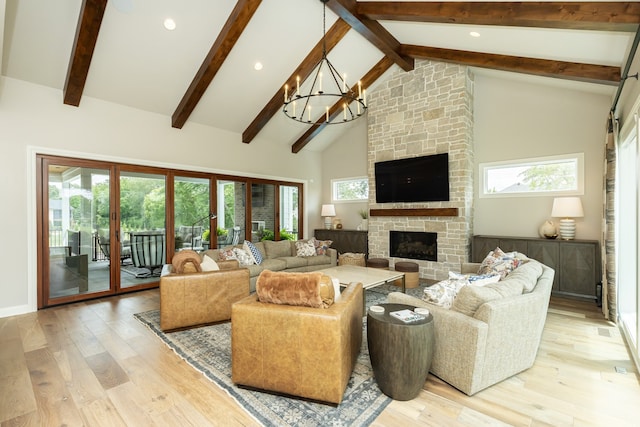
top-left (367, 303), bottom-right (435, 400)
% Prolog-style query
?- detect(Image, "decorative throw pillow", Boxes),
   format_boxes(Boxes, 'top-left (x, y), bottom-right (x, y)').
top-left (477, 247), bottom-right (521, 279)
top-left (295, 239), bottom-right (317, 257)
top-left (218, 247), bottom-right (237, 261)
top-left (171, 250), bottom-right (202, 274)
top-left (232, 247), bottom-right (254, 266)
top-left (243, 240), bottom-right (263, 265)
top-left (256, 270), bottom-right (332, 308)
top-left (312, 237), bottom-right (333, 256)
top-left (200, 254), bottom-right (220, 272)
top-left (448, 271), bottom-right (501, 286)
top-left (422, 278), bottom-right (467, 308)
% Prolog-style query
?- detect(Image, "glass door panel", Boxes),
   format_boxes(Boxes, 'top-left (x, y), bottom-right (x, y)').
top-left (280, 185), bottom-right (300, 241)
top-left (251, 183), bottom-right (275, 242)
top-left (618, 132), bottom-right (638, 348)
top-left (46, 163), bottom-right (111, 301)
top-left (174, 176), bottom-right (211, 252)
top-left (119, 171), bottom-right (166, 288)
top-left (217, 180), bottom-right (246, 248)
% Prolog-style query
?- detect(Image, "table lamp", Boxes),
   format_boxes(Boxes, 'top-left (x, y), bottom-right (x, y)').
top-left (551, 197), bottom-right (583, 240)
top-left (321, 204), bottom-right (336, 230)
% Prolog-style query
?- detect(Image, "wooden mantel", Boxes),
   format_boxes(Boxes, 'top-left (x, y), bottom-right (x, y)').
top-left (369, 208), bottom-right (458, 217)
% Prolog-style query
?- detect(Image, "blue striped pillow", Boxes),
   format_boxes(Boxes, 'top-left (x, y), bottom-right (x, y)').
top-left (243, 240), bottom-right (263, 265)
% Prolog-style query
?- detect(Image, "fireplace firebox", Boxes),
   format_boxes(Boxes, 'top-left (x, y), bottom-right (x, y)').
top-left (389, 231), bottom-right (437, 262)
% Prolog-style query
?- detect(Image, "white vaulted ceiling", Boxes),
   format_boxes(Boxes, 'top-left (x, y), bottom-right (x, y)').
top-left (1, 0), bottom-right (636, 152)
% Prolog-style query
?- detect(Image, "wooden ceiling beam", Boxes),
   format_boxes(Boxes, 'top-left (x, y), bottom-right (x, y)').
top-left (401, 44), bottom-right (620, 85)
top-left (172, 0), bottom-right (262, 129)
top-left (291, 56), bottom-right (395, 153)
top-left (327, 0), bottom-right (414, 72)
top-left (242, 18), bottom-right (351, 144)
top-left (63, 0), bottom-right (108, 106)
top-left (357, 2), bottom-right (640, 31)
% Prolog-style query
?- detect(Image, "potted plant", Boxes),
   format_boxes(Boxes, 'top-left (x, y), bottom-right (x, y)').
top-left (279, 229), bottom-right (295, 241)
top-left (216, 227), bottom-right (228, 244)
top-left (259, 229), bottom-right (275, 241)
top-left (358, 209), bottom-right (369, 231)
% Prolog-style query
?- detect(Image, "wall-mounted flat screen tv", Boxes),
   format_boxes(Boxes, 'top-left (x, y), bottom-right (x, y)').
top-left (374, 153), bottom-right (449, 203)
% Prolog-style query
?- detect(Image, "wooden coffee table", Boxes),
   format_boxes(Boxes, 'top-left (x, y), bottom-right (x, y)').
top-left (318, 264), bottom-right (405, 310)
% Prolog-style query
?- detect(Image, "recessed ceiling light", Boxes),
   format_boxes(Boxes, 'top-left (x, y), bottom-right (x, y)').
top-left (254, 62), bottom-right (263, 71)
top-left (470, 31), bottom-right (480, 38)
top-left (164, 18), bottom-right (176, 31)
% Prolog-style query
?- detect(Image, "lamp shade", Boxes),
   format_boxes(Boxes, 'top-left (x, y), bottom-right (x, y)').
top-left (551, 197), bottom-right (584, 218)
top-left (321, 204), bottom-right (336, 217)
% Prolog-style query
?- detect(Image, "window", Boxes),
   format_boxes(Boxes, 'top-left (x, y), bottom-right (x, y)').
top-left (332, 177), bottom-right (369, 202)
top-left (479, 153), bottom-right (584, 198)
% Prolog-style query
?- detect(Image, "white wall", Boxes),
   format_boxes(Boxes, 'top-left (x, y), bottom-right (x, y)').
top-left (322, 71), bottom-right (612, 244)
top-left (473, 73), bottom-right (611, 240)
top-left (321, 118), bottom-right (369, 230)
top-left (0, 77), bottom-right (323, 316)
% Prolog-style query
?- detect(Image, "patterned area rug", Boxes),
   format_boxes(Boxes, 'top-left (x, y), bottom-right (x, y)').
top-left (134, 284), bottom-right (428, 427)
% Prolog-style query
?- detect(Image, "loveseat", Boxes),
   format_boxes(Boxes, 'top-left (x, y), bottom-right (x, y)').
top-left (201, 239), bottom-right (337, 292)
top-left (388, 257), bottom-right (554, 395)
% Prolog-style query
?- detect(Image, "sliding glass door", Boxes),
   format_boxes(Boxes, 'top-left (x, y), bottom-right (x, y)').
top-left (174, 175), bottom-right (211, 252)
top-left (119, 170), bottom-right (167, 288)
top-left (217, 180), bottom-right (246, 248)
top-left (41, 158), bottom-right (113, 305)
top-left (280, 185), bottom-right (300, 240)
top-left (38, 155), bottom-right (305, 308)
top-left (251, 183), bottom-right (274, 242)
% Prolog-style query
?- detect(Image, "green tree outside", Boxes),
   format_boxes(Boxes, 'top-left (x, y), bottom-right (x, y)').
top-left (519, 163), bottom-right (576, 191)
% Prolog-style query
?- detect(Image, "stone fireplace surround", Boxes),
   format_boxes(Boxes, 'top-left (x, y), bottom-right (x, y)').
top-left (366, 60), bottom-right (474, 281)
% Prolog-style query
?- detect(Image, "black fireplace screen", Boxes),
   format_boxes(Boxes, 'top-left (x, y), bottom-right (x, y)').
top-left (389, 231), bottom-right (437, 261)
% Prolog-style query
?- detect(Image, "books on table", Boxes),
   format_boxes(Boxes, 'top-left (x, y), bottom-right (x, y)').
top-left (390, 309), bottom-right (425, 323)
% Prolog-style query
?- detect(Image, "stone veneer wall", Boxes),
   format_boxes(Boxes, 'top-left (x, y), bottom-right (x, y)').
top-left (367, 60), bottom-right (474, 280)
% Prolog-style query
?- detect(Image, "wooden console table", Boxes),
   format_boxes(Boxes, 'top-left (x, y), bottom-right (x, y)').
top-left (471, 235), bottom-right (601, 301)
top-left (314, 229), bottom-right (368, 258)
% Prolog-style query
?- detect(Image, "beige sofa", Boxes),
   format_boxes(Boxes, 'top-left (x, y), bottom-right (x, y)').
top-left (388, 258), bottom-right (554, 395)
top-left (202, 240), bottom-right (337, 292)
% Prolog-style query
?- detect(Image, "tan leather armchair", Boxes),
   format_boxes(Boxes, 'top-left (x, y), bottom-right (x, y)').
top-left (160, 260), bottom-right (250, 331)
top-left (231, 282), bottom-right (363, 404)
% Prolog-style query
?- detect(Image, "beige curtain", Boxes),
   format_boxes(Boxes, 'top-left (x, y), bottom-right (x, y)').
top-left (602, 112), bottom-right (617, 321)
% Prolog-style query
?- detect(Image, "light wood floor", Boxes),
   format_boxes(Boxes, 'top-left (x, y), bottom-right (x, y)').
top-left (1, 291), bottom-right (639, 426)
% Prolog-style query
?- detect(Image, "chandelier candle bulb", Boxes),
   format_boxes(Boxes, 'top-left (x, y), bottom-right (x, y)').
top-left (363, 89), bottom-right (367, 106)
top-left (280, 0), bottom-right (367, 125)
